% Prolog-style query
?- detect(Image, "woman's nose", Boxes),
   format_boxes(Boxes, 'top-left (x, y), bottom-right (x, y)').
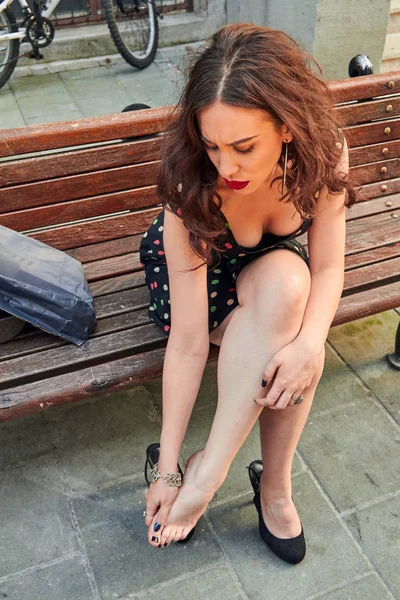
top-left (218, 154), bottom-right (239, 179)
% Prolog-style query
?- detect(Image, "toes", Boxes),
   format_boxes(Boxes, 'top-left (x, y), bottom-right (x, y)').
top-left (148, 522), bottom-right (162, 547)
top-left (160, 525), bottom-right (172, 546)
top-left (176, 527), bottom-right (186, 542)
top-left (164, 528), bottom-right (177, 546)
top-left (181, 526), bottom-right (190, 541)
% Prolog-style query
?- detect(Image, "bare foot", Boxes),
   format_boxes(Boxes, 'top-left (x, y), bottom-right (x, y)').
top-left (260, 487), bottom-right (302, 539)
top-left (160, 449), bottom-right (218, 546)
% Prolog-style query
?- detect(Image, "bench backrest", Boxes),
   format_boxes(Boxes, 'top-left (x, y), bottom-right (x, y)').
top-left (0, 71), bottom-right (399, 257)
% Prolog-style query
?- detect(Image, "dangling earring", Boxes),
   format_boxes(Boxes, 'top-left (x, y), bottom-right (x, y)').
top-left (282, 140), bottom-right (288, 194)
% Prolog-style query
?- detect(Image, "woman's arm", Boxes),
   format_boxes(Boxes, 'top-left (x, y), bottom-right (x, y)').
top-left (158, 341), bottom-right (209, 473)
top-left (296, 137), bottom-right (349, 349)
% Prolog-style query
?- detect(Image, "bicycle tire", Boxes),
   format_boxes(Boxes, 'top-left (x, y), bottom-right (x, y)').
top-left (103, 0), bottom-right (158, 69)
top-left (0, 7), bottom-right (19, 90)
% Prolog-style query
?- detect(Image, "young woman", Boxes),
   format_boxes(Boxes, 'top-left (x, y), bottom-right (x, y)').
top-left (139, 23), bottom-right (356, 563)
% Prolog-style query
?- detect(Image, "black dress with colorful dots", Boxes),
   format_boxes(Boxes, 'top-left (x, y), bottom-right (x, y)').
top-left (139, 206), bottom-right (312, 337)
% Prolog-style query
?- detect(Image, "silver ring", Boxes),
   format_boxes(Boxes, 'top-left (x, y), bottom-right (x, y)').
top-left (292, 395), bottom-right (304, 405)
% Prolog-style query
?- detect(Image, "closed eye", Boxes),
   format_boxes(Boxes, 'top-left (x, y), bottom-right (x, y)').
top-left (206, 146), bottom-right (254, 155)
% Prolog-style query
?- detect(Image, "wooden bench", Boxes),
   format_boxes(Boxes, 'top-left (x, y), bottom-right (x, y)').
top-left (0, 70), bottom-right (399, 422)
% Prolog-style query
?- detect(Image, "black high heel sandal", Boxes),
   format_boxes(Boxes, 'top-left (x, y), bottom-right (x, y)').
top-left (144, 443), bottom-right (195, 544)
top-left (247, 460), bottom-right (306, 565)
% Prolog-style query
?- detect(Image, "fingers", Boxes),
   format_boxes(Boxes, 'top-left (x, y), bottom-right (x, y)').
top-left (144, 492), bottom-right (158, 529)
top-left (148, 504), bottom-right (172, 547)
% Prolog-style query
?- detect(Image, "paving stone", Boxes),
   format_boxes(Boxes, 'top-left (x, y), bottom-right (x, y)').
top-left (141, 564), bottom-right (243, 600)
top-left (74, 90), bottom-right (134, 118)
top-left (24, 111), bottom-right (84, 125)
top-left (328, 310), bottom-right (400, 424)
top-left (0, 555), bottom-right (94, 600)
top-left (0, 457), bottom-right (78, 577)
top-left (44, 386), bottom-right (162, 493)
top-left (0, 109), bottom-right (26, 128)
top-left (315, 574), bottom-right (393, 600)
top-left (114, 73), bottom-right (182, 107)
top-left (344, 495), bottom-right (400, 598)
top-left (0, 110), bottom-right (27, 129)
top-left (0, 90), bottom-right (18, 111)
top-left (207, 472), bottom-right (369, 600)
top-left (107, 61), bottom-right (163, 78)
top-left (60, 65), bottom-right (123, 80)
top-left (63, 77), bottom-right (126, 99)
top-left (310, 343), bottom-right (368, 415)
top-left (9, 73), bottom-right (67, 97)
top-left (298, 398), bottom-right (400, 512)
top-left (0, 410), bottom-right (53, 470)
top-left (73, 479), bottom-right (223, 599)
top-left (17, 92), bottom-right (80, 120)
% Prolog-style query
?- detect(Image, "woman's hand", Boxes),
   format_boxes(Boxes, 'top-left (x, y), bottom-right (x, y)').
top-left (254, 338), bottom-right (324, 410)
top-left (145, 478), bottom-right (180, 545)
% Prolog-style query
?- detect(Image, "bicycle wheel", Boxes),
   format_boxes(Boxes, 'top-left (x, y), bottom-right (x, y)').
top-left (103, 0), bottom-right (158, 69)
top-left (0, 7), bottom-right (19, 90)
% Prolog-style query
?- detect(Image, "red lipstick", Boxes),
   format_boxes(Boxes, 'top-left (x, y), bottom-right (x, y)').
top-left (223, 178), bottom-right (249, 190)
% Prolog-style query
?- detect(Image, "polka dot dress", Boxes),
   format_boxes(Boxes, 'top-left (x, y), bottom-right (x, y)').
top-left (139, 207), bottom-right (312, 337)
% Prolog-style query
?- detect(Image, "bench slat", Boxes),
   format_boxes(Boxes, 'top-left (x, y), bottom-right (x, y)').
top-left (343, 256), bottom-right (400, 293)
top-left (0, 323), bottom-right (166, 389)
top-left (0, 346), bottom-right (180, 422)
top-left (338, 96), bottom-right (400, 125)
top-left (351, 158), bottom-right (400, 186)
top-left (28, 204), bottom-right (399, 252)
top-left (329, 71), bottom-right (400, 103)
top-left (68, 235), bottom-right (139, 263)
top-left (0, 187), bottom-right (157, 231)
top-left (0, 138), bottom-right (161, 187)
top-left (0, 308), bottom-right (151, 361)
top-left (0, 162), bottom-right (159, 213)
top-left (30, 209), bottom-right (160, 249)
top-left (0, 107), bottom-right (172, 158)
top-left (344, 241), bottom-right (400, 269)
top-left (349, 140), bottom-right (400, 166)
top-left (344, 119), bottom-right (400, 148)
top-left (345, 194), bottom-right (400, 219)
top-left (355, 177), bottom-right (400, 201)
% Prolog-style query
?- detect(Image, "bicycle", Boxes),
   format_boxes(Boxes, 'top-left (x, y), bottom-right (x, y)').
top-left (103, 0), bottom-right (160, 70)
top-left (0, 0), bottom-right (160, 90)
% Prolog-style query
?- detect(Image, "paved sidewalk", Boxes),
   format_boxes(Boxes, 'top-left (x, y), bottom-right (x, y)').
top-left (0, 44), bottom-right (399, 600)
top-left (0, 43), bottom-right (205, 128)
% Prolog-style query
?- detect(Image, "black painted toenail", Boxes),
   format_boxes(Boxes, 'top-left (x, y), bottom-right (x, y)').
top-left (151, 536), bottom-right (158, 542)
top-left (164, 542), bottom-right (167, 546)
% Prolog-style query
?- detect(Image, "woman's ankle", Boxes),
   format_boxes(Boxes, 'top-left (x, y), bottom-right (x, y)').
top-left (260, 472), bottom-right (292, 506)
top-left (194, 460), bottom-right (227, 493)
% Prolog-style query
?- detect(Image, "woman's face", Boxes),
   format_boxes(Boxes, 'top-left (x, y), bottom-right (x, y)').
top-left (197, 101), bottom-right (292, 195)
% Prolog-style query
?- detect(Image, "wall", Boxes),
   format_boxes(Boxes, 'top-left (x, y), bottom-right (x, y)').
top-left (225, 0), bottom-right (391, 79)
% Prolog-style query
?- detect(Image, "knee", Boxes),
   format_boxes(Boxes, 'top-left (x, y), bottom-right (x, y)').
top-left (251, 266), bottom-right (311, 318)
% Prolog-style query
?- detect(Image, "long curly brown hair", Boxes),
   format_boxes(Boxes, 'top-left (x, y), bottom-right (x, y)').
top-left (157, 23), bottom-right (357, 272)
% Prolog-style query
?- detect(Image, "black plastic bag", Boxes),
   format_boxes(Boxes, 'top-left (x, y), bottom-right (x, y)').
top-left (0, 225), bottom-right (97, 346)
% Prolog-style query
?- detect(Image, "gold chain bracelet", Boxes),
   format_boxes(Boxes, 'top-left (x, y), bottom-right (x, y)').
top-left (150, 462), bottom-right (182, 487)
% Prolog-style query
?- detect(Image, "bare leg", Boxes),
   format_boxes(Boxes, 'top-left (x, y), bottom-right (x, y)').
top-left (160, 250), bottom-right (313, 545)
top-left (257, 346), bottom-right (325, 538)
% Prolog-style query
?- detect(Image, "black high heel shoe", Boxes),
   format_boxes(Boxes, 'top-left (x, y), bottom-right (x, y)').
top-left (144, 443), bottom-right (195, 544)
top-left (247, 460), bottom-right (306, 564)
